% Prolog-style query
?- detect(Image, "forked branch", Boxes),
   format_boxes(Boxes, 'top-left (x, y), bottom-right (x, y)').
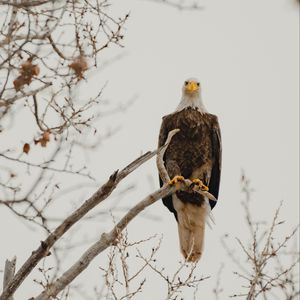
top-left (32, 129), bottom-right (180, 299)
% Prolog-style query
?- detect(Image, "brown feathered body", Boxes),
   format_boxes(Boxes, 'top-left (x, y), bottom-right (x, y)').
top-left (158, 107), bottom-right (221, 262)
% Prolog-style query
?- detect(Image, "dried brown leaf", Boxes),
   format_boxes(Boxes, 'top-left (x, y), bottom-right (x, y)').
top-left (23, 143), bottom-right (30, 154)
top-left (34, 131), bottom-right (51, 147)
top-left (13, 59), bottom-right (40, 91)
top-left (69, 56), bottom-right (88, 80)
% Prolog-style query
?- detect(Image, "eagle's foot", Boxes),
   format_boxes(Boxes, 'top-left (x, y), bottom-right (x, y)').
top-left (191, 179), bottom-right (209, 191)
top-left (168, 175), bottom-right (185, 186)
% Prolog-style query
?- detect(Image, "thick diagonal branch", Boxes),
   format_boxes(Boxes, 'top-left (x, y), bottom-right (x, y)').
top-left (2, 257), bottom-right (16, 300)
top-left (156, 128), bottom-right (180, 183)
top-left (0, 151), bottom-right (154, 300)
top-left (0, 131), bottom-right (179, 300)
top-left (33, 185), bottom-right (175, 300)
top-left (31, 130), bottom-right (180, 299)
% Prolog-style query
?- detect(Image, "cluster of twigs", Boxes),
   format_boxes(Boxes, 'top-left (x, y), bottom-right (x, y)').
top-left (98, 231), bottom-right (153, 300)
top-left (136, 243), bottom-right (209, 300)
top-left (0, 0), bottom-right (129, 227)
top-left (221, 174), bottom-right (299, 300)
top-left (0, 0), bottom-right (127, 121)
top-left (0, 129), bottom-right (174, 299)
top-left (98, 230), bottom-right (208, 300)
top-left (0, 126), bottom-right (213, 299)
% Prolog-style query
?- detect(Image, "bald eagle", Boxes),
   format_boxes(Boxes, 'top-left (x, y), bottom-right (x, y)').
top-left (158, 78), bottom-right (222, 262)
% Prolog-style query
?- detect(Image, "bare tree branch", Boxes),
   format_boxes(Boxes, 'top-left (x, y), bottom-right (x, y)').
top-left (0, 129), bottom-right (185, 300)
top-left (226, 174), bottom-right (300, 300)
top-left (2, 257), bottom-right (16, 300)
top-left (32, 184), bottom-right (175, 300)
top-left (0, 150), bottom-right (156, 300)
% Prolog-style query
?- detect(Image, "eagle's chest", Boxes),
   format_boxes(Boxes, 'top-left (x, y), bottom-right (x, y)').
top-left (164, 110), bottom-right (214, 179)
top-left (171, 113), bottom-right (208, 140)
top-left (166, 110), bottom-right (213, 166)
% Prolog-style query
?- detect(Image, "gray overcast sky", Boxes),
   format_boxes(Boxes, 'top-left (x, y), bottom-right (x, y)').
top-left (1, 0), bottom-right (299, 299)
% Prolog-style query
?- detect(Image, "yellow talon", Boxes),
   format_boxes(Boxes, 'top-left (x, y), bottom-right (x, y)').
top-left (168, 175), bottom-right (185, 185)
top-left (191, 179), bottom-right (209, 191)
top-left (201, 184), bottom-right (209, 191)
top-left (192, 178), bottom-right (202, 185)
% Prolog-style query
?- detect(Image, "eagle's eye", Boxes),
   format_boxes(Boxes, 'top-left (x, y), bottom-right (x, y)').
top-left (184, 81), bottom-right (189, 85)
top-left (196, 82), bottom-right (200, 86)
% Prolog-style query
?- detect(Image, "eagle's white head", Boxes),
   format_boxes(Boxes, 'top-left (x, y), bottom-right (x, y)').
top-left (176, 78), bottom-right (207, 113)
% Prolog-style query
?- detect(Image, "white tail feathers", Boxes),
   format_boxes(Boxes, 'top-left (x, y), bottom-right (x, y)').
top-left (205, 197), bottom-right (215, 229)
top-left (173, 195), bottom-right (209, 262)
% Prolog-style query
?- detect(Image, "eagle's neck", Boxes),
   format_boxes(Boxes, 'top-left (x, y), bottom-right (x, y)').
top-left (176, 93), bottom-right (208, 113)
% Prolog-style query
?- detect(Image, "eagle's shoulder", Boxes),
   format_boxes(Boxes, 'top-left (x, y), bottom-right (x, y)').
top-left (205, 113), bottom-right (219, 123)
top-left (162, 111), bottom-right (176, 120)
top-left (158, 113), bottom-right (175, 147)
top-left (161, 112), bottom-right (177, 127)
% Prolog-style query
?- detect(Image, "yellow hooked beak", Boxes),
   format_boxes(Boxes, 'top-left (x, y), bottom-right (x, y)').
top-left (185, 81), bottom-right (199, 93)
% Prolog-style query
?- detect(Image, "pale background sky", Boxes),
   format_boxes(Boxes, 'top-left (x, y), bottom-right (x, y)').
top-left (0, 0), bottom-right (299, 299)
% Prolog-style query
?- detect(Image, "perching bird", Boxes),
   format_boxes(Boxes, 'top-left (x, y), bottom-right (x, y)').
top-left (158, 78), bottom-right (222, 262)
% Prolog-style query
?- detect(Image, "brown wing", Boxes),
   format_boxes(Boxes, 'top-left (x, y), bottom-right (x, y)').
top-left (158, 116), bottom-right (178, 219)
top-left (208, 116), bottom-right (222, 209)
top-left (158, 116), bottom-right (168, 149)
